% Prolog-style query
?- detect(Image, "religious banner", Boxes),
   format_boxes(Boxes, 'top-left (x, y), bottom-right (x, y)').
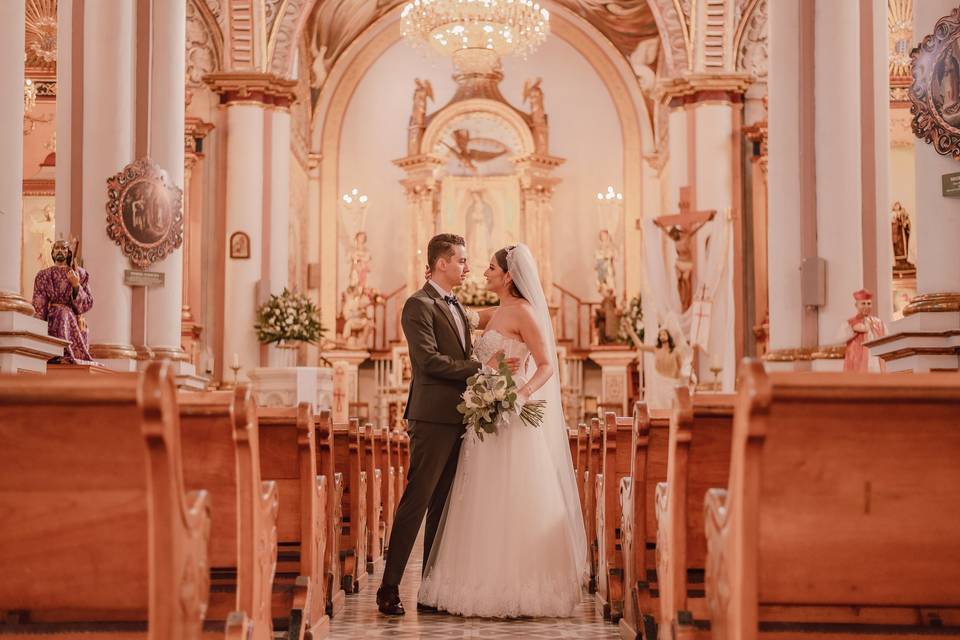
top-left (689, 284), bottom-right (712, 348)
top-left (106, 157), bottom-right (183, 268)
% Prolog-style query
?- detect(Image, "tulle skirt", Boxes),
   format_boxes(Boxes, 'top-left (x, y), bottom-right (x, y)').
top-left (418, 410), bottom-right (584, 618)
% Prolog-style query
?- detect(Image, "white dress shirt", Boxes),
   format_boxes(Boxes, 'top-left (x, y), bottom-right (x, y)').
top-left (429, 279), bottom-right (466, 349)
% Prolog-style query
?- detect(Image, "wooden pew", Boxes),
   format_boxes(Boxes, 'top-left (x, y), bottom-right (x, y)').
top-left (374, 426), bottom-right (396, 554)
top-left (363, 423), bottom-right (384, 574)
top-left (705, 362), bottom-right (960, 639)
top-left (314, 412), bottom-right (346, 617)
top-left (178, 386), bottom-right (278, 640)
top-left (257, 404), bottom-right (330, 639)
top-left (596, 411), bottom-right (635, 621)
top-left (333, 419), bottom-right (367, 593)
top-left (655, 389), bottom-right (734, 639)
top-left (618, 404), bottom-right (671, 640)
top-left (585, 417), bottom-right (602, 593)
top-left (0, 362), bottom-right (211, 639)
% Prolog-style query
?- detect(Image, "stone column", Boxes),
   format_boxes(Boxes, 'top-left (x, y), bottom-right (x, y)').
top-left (657, 74), bottom-right (750, 389)
top-left (869, 0), bottom-right (960, 372)
top-left (0, 1), bottom-right (66, 373)
top-left (142, 0), bottom-right (189, 368)
top-left (766, 0), bottom-right (889, 372)
top-left (181, 118), bottom-right (213, 368)
top-left (394, 156), bottom-right (443, 295)
top-left (60, 0), bottom-right (138, 370)
top-left (515, 155), bottom-right (563, 296)
top-left (205, 73), bottom-right (297, 380)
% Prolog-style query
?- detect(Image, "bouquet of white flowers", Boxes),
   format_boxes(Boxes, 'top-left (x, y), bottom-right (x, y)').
top-left (457, 354), bottom-right (546, 441)
top-left (254, 288), bottom-right (326, 345)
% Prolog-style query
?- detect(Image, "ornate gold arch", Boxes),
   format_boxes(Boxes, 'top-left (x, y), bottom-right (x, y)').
top-left (309, 3), bottom-right (652, 329)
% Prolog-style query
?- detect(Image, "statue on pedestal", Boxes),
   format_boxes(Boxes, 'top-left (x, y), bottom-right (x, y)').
top-left (623, 315), bottom-right (693, 410)
top-left (594, 229), bottom-right (616, 297)
top-left (32, 239), bottom-right (94, 363)
top-left (838, 289), bottom-right (887, 373)
top-left (348, 231), bottom-right (372, 290)
top-left (340, 288), bottom-right (375, 350)
top-left (891, 201), bottom-right (914, 270)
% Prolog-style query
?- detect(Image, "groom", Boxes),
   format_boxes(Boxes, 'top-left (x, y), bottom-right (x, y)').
top-left (377, 233), bottom-right (506, 616)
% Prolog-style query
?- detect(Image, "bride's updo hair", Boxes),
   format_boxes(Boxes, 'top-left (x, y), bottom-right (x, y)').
top-left (494, 246), bottom-right (525, 300)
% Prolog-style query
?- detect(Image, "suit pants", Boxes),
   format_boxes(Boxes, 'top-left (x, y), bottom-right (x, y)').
top-left (381, 420), bottom-right (462, 587)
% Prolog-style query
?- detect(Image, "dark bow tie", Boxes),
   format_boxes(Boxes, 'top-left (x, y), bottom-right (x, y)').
top-left (442, 295), bottom-right (459, 306)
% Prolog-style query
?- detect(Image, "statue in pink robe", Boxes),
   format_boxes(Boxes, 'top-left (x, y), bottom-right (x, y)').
top-left (838, 288), bottom-right (886, 373)
top-left (32, 240), bottom-right (94, 363)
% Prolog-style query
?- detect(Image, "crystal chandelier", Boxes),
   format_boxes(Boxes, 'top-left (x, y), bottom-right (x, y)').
top-left (401, 0), bottom-right (550, 61)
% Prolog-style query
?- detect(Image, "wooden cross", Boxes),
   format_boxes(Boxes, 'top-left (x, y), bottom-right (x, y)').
top-left (643, 186), bottom-right (716, 311)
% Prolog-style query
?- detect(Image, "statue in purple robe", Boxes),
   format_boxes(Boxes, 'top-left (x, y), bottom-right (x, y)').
top-left (32, 240), bottom-right (94, 363)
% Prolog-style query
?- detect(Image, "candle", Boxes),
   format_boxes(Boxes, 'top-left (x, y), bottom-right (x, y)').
top-left (710, 352), bottom-right (723, 370)
top-left (232, 353), bottom-right (239, 369)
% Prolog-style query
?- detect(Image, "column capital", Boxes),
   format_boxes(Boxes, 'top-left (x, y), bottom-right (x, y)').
top-left (203, 72), bottom-right (298, 109)
top-left (656, 73), bottom-right (753, 108)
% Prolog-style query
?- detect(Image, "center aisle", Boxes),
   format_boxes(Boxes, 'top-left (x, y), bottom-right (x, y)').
top-left (328, 534), bottom-right (621, 639)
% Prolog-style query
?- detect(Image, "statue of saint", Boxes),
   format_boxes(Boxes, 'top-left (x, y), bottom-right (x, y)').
top-left (891, 201), bottom-right (913, 268)
top-left (594, 229), bottom-right (616, 297)
top-left (348, 231), bottom-right (372, 291)
top-left (32, 239), bottom-right (95, 363)
top-left (523, 78), bottom-right (549, 152)
top-left (838, 288), bottom-right (887, 373)
top-left (623, 320), bottom-right (691, 410)
top-left (654, 217), bottom-right (710, 311)
top-left (465, 189), bottom-right (493, 264)
top-left (408, 78), bottom-right (433, 154)
top-left (340, 288), bottom-right (374, 350)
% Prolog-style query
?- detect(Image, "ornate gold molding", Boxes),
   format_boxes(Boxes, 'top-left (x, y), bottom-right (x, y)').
top-left (204, 72), bottom-right (298, 109)
top-left (0, 330), bottom-right (68, 348)
top-left (903, 292), bottom-right (960, 316)
top-left (763, 344), bottom-right (844, 362)
top-left (90, 343), bottom-right (139, 360)
top-left (657, 73), bottom-right (753, 107)
top-left (0, 292), bottom-right (37, 316)
top-left (149, 346), bottom-right (191, 362)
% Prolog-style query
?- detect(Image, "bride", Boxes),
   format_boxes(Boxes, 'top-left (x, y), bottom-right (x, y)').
top-left (418, 243), bottom-right (588, 618)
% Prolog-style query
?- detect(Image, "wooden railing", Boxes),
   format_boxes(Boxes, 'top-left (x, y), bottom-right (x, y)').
top-left (552, 283), bottom-right (601, 351)
top-left (372, 285), bottom-right (406, 351)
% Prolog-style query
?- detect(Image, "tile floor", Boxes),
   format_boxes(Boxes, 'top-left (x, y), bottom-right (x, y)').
top-left (327, 536), bottom-right (622, 639)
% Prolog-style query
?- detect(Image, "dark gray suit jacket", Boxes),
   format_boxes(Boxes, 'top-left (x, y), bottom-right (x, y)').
top-left (402, 283), bottom-right (480, 425)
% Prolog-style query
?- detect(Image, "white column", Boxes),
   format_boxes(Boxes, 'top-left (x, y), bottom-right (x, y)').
top-left (144, 0), bottom-right (188, 362)
top-left (767, 0), bottom-right (803, 353)
top-left (83, 0), bottom-right (138, 369)
top-left (0, 0), bottom-right (27, 305)
top-left (814, 0), bottom-right (863, 343)
top-left (0, 1), bottom-right (64, 373)
top-left (269, 108), bottom-right (291, 294)
top-left (870, 0), bottom-right (960, 372)
top-left (222, 103), bottom-right (266, 379)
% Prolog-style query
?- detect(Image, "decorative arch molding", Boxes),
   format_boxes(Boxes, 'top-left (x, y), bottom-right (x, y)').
top-left (309, 2), bottom-right (653, 324)
top-left (421, 99), bottom-right (537, 157)
top-left (267, 0), bottom-right (319, 76)
top-left (187, 0), bottom-right (224, 88)
top-left (646, 0), bottom-right (692, 76)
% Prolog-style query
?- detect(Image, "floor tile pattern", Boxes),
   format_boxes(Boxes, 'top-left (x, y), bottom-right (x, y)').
top-left (328, 536), bottom-right (621, 639)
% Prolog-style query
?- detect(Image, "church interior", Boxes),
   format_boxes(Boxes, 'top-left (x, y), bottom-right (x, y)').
top-left (1, 0), bottom-right (959, 638)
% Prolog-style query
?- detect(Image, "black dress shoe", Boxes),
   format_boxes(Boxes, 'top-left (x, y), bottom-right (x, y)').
top-left (377, 584), bottom-right (405, 616)
top-left (416, 602), bottom-right (439, 613)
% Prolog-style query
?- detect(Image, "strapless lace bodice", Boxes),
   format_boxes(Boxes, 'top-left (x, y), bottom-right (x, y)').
top-left (473, 329), bottom-right (530, 373)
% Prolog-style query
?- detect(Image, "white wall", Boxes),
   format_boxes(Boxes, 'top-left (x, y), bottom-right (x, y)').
top-left (338, 35), bottom-right (624, 302)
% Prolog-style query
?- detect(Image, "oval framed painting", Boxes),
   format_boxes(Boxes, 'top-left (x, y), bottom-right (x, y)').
top-left (911, 8), bottom-right (960, 157)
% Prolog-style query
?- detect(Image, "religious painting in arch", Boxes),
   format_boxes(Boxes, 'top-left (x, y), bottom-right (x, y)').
top-left (910, 7), bottom-right (960, 157)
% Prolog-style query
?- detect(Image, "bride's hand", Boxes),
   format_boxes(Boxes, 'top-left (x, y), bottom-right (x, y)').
top-left (516, 388), bottom-right (530, 407)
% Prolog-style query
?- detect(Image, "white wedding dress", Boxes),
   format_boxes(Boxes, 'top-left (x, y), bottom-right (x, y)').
top-left (418, 328), bottom-right (586, 618)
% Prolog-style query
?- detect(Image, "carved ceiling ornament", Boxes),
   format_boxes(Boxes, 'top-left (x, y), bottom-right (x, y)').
top-left (26, 0), bottom-right (58, 71)
top-left (186, 0), bottom-right (223, 89)
top-left (267, 0), bottom-right (316, 76)
top-left (106, 158), bottom-right (184, 269)
top-left (910, 8), bottom-right (960, 158)
top-left (736, 0), bottom-right (767, 81)
top-left (646, 0), bottom-right (692, 76)
top-left (551, 0), bottom-right (659, 58)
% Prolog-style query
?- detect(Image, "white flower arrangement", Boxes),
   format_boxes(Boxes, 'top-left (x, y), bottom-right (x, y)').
top-left (255, 288), bottom-right (326, 346)
top-left (464, 308), bottom-right (480, 331)
top-left (455, 274), bottom-right (499, 307)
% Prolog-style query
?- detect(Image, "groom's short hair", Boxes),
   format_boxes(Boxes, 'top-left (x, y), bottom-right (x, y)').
top-left (427, 233), bottom-right (466, 269)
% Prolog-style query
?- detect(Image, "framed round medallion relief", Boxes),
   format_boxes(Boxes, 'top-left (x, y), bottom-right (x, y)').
top-left (911, 8), bottom-right (960, 157)
top-left (106, 157), bottom-right (183, 268)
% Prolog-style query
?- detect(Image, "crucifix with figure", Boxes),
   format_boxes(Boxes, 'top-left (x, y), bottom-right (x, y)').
top-left (642, 186), bottom-right (715, 311)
